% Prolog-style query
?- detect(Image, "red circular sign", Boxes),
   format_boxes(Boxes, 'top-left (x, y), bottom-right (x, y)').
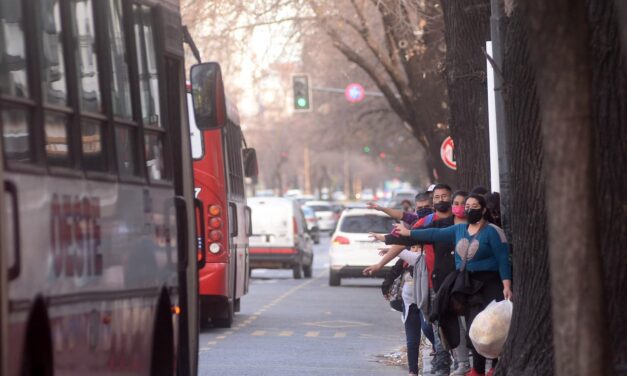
top-left (345, 83), bottom-right (365, 103)
top-left (440, 136), bottom-right (456, 170)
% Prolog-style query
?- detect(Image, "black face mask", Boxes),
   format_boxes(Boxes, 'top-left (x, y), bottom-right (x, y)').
top-left (434, 201), bottom-right (451, 213)
top-left (465, 208), bottom-right (483, 224)
top-left (416, 207), bottom-right (433, 219)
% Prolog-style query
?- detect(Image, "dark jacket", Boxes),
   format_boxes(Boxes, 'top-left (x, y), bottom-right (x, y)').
top-left (384, 216), bottom-right (457, 291)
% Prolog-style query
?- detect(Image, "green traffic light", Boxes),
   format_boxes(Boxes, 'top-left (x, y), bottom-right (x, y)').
top-left (363, 146), bottom-right (371, 153)
top-left (296, 97), bottom-right (308, 108)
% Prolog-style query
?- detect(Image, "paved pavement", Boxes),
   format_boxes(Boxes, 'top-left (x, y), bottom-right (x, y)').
top-left (197, 235), bottom-right (411, 376)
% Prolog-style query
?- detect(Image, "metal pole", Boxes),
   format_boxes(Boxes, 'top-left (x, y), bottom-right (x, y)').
top-left (490, 0), bottom-right (512, 238)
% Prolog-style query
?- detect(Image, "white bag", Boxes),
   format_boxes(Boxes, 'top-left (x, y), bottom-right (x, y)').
top-left (469, 299), bottom-right (513, 359)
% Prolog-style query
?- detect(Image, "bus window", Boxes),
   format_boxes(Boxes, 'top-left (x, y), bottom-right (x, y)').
top-left (116, 126), bottom-right (139, 177)
top-left (71, 0), bottom-right (107, 171)
top-left (107, 0), bottom-right (133, 120)
top-left (1, 1), bottom-right (33, 162)
top-left (41, 0), bottom-right (69, 107)
top-left (70, 0), bottom-right (102, 113)
top-left (45, 112), bottom-right (71, 164)
top-left (145, 133), bottom-right (165, 181)
top-left (41, 0), bottom-right (72, 167)
top-left (133, 4), bottom-right (162, 129)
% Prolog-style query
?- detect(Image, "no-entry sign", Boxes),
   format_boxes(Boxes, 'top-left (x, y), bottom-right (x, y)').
top-left (440, 136), bottom-right (457, 170)
top-left (345, 83), bottom-right (365, 103)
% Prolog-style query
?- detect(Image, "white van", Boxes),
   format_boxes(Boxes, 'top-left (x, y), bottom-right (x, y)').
top-left (248, 197), bottom-right (314, 279)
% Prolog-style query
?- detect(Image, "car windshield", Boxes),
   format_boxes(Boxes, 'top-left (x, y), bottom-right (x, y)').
top-left (302, 207), bottom-right (315, 217)
top-left (340, 215), bottom-right (397, 233)
top-left (309, 205), bottom-right (332, 212)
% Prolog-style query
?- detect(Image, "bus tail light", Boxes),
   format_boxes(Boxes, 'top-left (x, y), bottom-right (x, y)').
top-left (209, 217), bottom-right (222, 229)
top-left (208, 205), bottom-right (221, 217)
top-left (332, 236), bottom-right (350, 245)
top-left (293, 217), bottom-right (298, 235)
top-left (209, 230), bottom-right (222, 242)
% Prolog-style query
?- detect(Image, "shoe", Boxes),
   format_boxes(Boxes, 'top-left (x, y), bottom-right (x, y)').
top-left (486, 369), bottom-right (495, 376)
top-left (464, 369), bottom-right (484, 376)
top-left (450, 362), bottom-right (470, 375)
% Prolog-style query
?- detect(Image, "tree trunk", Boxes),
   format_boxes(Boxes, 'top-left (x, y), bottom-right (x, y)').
top-left (440, 0), bottom-right (492, 190)
top-left (586, 0), bottom-right (627, 372)
top-left (519, 1), bottom-right (609, 375)
top-left (495, 9), bottom-right (553, 375)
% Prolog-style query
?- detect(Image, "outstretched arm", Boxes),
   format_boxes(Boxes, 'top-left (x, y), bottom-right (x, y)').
top-left (366, 202), bottom-right (404, 221)
top-left (363, 244), bottom-right (405, 276)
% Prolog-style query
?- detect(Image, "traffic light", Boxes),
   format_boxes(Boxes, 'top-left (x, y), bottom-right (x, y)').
top-left (292, 75), bottom-right (311, 111)
top-left (363, 146), bottom-right (371, 153)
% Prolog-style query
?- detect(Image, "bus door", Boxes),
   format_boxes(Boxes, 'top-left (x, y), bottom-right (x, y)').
top-left (0, 115), bottom-right (6, 376)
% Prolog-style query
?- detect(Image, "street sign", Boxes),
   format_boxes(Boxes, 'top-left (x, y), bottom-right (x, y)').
top-left (440, 136), bottom-right (457, 170)
top-left (345, 83), bottom-right (365, 103)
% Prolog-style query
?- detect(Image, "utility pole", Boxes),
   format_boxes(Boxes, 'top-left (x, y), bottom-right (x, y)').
top-left (490, 0), bottom-right (512, 239)
top-left (304, 145), bottom-right (311, 195)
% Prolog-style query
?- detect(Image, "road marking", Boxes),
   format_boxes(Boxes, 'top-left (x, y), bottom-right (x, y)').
top-left (207, 341), bottom-right (217, 345)
top-left (251, 330), bottom-right (266, 336)
top-left (278, 331), bottom-right (293, 337)
top-left (216, 336), bottom-right (226, 340)
top-left (305, 331), bottom-right (319, 337)
top-left (304, 320), bottom-right (372, 328)
top-left (334, 332), bottom-right (347, 338)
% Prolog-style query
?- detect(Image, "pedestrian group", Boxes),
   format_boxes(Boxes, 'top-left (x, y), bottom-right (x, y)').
top-left (363, 184), bottom-right (512, 376)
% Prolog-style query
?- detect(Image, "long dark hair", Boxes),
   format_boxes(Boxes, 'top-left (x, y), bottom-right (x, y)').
top-left (465, 193), bottom-right (494, 223)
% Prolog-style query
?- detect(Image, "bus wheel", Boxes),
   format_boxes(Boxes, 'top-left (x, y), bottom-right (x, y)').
top-left (21, 298), bottom-right (53, 376)
top-left (150, 290), bottom-right (174, 376)
top-left (212, 300), bottom-right (233, 328)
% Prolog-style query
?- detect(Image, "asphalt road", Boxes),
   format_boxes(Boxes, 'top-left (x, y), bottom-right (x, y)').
top-left (197, 235), bottom-right (408, 376)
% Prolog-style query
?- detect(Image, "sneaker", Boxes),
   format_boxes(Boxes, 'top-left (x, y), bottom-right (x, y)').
top-left (464, 369), bottom-right (484, 376)
top-left (450, 362), bottom-right (470, 375)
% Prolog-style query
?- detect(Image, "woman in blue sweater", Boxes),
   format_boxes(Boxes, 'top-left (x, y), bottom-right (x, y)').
top-left (394, 194), bottom-right (512, 376)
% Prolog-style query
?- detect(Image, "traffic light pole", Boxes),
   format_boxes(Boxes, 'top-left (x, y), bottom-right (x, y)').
top-left (311, 86), bottom-right (385, 97)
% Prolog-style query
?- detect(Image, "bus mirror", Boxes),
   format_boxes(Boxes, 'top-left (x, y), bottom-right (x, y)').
top-left (190, 62), bottom-right (227, 129)
top-left (243, 148), bottom-right (259, 178)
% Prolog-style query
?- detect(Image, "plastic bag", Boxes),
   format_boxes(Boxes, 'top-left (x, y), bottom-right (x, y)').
top-left (469, 299), bottom-right (513, 359)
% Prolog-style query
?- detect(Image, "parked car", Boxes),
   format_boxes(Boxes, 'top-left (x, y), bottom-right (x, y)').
top-left (304, 201), bottom-right (338, 232)
top-left (301, 206), bottom-right (321, 244)
top-left (328, 208), bottom-right (398, 286)
top-left (248, 197), bottom-right (314, 279)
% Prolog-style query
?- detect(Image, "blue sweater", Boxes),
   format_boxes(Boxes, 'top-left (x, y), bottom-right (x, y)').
top-left (409, 223), bottom-right (512, 281)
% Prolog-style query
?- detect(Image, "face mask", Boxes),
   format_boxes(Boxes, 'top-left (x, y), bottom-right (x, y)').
top-left (452, 205), bottom-right (466, 218)
top-left (434, 201), bottom-right (451, 213)
top-left (465, 208), bottom-right (483, 224)
top-left (416, 207), bottom-right (433, 219)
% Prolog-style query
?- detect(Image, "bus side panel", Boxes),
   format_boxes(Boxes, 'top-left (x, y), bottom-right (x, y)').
top-left (5, 173), bottom-right (177, 376)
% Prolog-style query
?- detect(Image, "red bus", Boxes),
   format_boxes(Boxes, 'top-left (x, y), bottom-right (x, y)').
top-left (188, 63), bottom-right (257, 328)
top-left (0, 0), bottom-right (201, 374)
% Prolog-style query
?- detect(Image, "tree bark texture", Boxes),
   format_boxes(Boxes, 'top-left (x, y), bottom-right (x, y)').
top-left (520, 1), bottom-right (609, 375)
top-left (493, 9), bottom-right (553, 375)
top-left (586, 0), bottom-right (627, 372)
top-left (440, 0), bottom-right (491, 190)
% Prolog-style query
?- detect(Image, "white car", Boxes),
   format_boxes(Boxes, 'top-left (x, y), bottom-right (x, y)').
top-left (304, 201), bottom-right (338, 232)
top-left (328, 208), bottom-right (398, 286)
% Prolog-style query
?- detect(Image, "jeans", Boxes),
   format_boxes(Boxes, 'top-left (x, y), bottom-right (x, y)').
top-left (404, 304), bottom-right (422, 374)
top-left (420, 308), bottom-right (435, 345)
top-left (453, 316), bottom-right (470, 365)
top-left (431, 289), bottom-right (452, 372)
